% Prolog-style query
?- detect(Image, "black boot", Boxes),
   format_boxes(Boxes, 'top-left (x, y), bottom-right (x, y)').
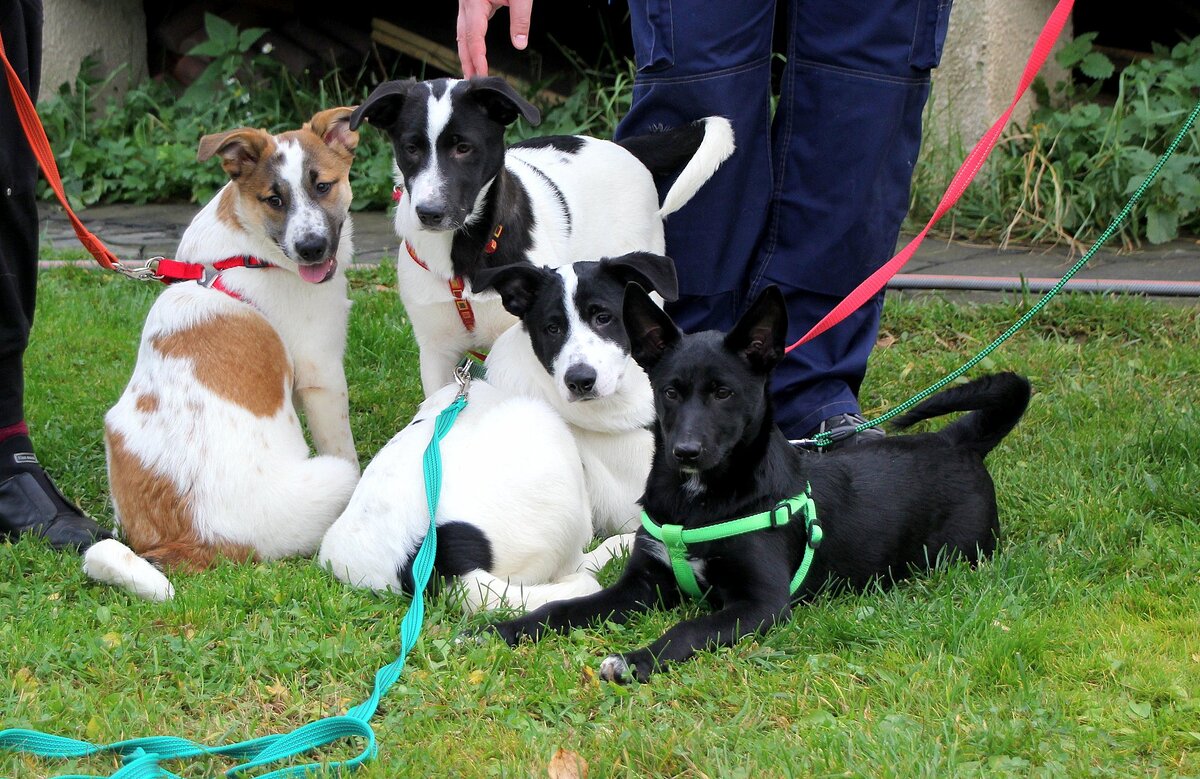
top-left (0, 441), bottom-right (113, 552)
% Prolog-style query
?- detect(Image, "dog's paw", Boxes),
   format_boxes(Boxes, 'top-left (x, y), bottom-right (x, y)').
top-left (475, 618), bottom-right (533, 647)
top-left (598, 650), bottom-right (654, 684)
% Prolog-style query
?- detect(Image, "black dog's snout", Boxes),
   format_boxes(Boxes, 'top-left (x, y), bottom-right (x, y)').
top-left (415, 205), bottom-right (446, 226)
top-left (295, 236), bottom-right (329, 263)
top-left (565, 365), bottom-right (597, 397)
top-left (672, 441), bottom-right (703, 464)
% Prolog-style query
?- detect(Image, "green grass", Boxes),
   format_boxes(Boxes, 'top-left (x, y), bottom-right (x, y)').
top-left (4, 265), bottom-right (1200, 777)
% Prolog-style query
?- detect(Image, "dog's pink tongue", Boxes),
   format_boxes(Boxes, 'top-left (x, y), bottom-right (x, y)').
top-left (298, 258), bottom-right (336, 284)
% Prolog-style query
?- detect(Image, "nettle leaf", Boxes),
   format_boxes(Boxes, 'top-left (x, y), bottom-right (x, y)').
top-left (1079, 52), bottom-right (1115, 81)
top-left (1055, 32), bottom-right (1098, 70)
top-left (1145, 205), bottom-right (1178, 245)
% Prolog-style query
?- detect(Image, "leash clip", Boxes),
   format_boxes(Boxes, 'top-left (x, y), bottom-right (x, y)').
top-left (453, 362), bottom-right (473, 400)
top-left (111, 257), bottom-right (163, 282)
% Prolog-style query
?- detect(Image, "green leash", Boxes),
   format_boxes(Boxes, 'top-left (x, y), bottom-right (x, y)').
top-left (0, 367), bottom-right (474, 778)
top-left (801, 97), bottom-right (1200, 449)
top-left (641, 484), bottom-right (823, 600)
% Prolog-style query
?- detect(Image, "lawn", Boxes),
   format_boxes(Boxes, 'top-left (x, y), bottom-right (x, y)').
top-left (3, 263), bottom-right (1199, 778)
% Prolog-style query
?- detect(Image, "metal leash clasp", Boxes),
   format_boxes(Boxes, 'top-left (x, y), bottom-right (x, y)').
top-left (453, 361), bottom-right (473, 400)
top-left (111, 257), bottom-right (163, 282)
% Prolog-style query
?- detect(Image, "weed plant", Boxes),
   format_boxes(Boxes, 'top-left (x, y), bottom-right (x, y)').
top-left (910, 34), bottom-right (1200, 250)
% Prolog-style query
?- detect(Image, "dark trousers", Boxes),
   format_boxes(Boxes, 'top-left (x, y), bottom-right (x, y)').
top-left (0, 0), bottom-right (43, 429)
top-left (615, 0), bottom-right (952, 437)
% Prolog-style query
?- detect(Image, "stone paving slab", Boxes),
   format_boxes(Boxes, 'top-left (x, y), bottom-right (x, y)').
top-left (37, 203), bottom-right (1200, 298)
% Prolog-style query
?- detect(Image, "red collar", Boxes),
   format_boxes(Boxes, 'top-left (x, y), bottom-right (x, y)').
top-left (153, 255), bottom-right (275, 283)
top-left (405, 242), bottom-right (476, 332)
top-left (153, 255), bottom-right (274, 306)
top-left (395, 184), bottom-right (504, 335)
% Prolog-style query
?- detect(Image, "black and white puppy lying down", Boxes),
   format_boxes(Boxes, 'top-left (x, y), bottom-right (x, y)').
top-left (484, 284), bottom-right (1032, 683)
top-left (318, 253), bottom-right (679, 613)
top-left (348, 76), bottom-right (734, 396)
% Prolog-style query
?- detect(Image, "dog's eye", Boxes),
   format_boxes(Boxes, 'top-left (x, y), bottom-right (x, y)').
top-left (663, 386), bottom-right (680, 401)
top-left (264, 195), bottom-right (284, 209)
top-left (713, 387), bottom-right (733, 400)
top-left (314, 181), bottom-right (332, 195)
top-left (594, 311), bottom-right (613, 326)
top-left (545, 322), bottom-right (563, 336)
top-left (402, 143), bottom-right (420, 156)
top-left (454, 142), bottom-right (473, 156)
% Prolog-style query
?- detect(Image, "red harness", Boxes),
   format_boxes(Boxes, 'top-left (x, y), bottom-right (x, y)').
top-left (153, 255), bottom-right (275, 304)
top-left (394, 186), bottom-right (502, 335)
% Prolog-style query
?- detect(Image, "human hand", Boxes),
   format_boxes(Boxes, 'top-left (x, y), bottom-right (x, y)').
top-left (456, 0), bottom-right (533, 78)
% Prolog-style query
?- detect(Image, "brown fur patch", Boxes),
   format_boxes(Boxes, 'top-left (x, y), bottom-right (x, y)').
top-left (216, 185), bottom-right (243, 230)
top-left (136, 393), bottom-right (159, 413)
top-left (106, 428), bottom-right (257, 572)
top-left (152, 311), bottom-right (291, 418)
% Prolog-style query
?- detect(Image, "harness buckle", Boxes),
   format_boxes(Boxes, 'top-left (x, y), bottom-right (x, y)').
top-left (111, 257), bottom-right (162, 282)
top-left (453, 361), bottom-right (473, 400)
top-left (769, 501), bottom-right (793, 528)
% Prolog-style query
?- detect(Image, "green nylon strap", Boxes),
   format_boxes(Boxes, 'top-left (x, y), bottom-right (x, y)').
top-left (0, 380), bottom-right (472, 778)
top-left (807, 97), bottom-right (1200, 449)
top-left (641, 484), bottom-right (822, 601)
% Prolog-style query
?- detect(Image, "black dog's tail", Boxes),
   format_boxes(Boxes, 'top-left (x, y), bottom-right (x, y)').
top-left (617, 117), bottom-right (735, 217)
top-left (891, 372), bottom-right (1032, 458)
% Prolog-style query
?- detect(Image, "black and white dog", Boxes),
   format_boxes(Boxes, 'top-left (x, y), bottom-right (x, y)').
top-left (347, 76), bottom-right (734, 395)
top-left (484, 284), bottom-right (1032, 682)
top-left (318, 252), bottom-right (678, 612)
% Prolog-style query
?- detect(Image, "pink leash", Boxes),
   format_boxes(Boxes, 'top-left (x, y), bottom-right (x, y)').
top-left (785, 0), bottom-right (1075, 353)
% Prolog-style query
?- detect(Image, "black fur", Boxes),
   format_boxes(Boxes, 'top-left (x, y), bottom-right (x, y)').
top-left (349, 76), bottom-right (541, 281)
top-left (399, 520), bottom-right (493, 594)
top-left (617, 120), bottom-right (710, 177)
top-left (472, 252), bottom-right (679, 382)
top-left (511, 135), bottom-right (586, 155)
top-left (485, 284), bottom-right (1031, 683)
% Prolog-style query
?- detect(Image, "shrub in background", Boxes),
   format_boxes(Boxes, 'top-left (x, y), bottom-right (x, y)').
top-left (909, 33), bottom-right (1200, 249)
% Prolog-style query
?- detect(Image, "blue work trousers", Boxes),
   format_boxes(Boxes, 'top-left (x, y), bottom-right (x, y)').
top-left (615, 0), bottom-right (953, 437)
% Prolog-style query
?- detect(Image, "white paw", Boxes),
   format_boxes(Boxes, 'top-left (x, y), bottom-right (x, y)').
top-left (82, 539), bottom-right (174, 601)
top-left (598, 655), bottom-right (630, 683)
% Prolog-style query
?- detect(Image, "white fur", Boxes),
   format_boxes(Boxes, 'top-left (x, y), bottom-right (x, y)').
top-left (319, 267), bottom-right (656, 613)
top-left (396, 98), bottom-right (735, 395)
top-left (86, 135), bottom-right (361, 600)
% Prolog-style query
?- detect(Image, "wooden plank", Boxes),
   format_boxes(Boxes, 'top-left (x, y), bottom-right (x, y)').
top-left (371, 18), bottom-right (566, 105)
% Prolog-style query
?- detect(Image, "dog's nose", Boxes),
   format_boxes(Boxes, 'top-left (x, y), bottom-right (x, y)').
top-left (564, 365), bottom-right (597, 397)
top-left (415, 204), bottom-right (446, 226)
top-left (295, 236), bottom-right (329, 263)
top-left (672, 441), bottom-right (703, 464)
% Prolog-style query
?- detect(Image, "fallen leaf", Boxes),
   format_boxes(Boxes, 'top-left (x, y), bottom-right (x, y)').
top-left (548, 748), bottom-right (588, 779)
top-left (468, 669), bottom-right (487, 685)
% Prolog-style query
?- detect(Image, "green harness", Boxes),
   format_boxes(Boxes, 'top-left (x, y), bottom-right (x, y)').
top-left (640, 483), bottom-right (823, 600)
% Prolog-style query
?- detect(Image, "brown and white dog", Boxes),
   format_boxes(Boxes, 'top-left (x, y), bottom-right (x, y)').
top-left (82, 108), bottom-right (363, 600)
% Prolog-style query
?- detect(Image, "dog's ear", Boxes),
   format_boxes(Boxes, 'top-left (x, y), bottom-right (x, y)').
top-left (307, 106), bottom-right (359, 153)
top-left (471, 263), bottom-right (551, 319)
top-left (197, 128), bottom-right (274, 180)
top-left (599, 252), bottom-right (679, 302)
top-left (623, 283), bottom-right (682, 372)
top-left (462, 77), bottom-right (542, 127)
top-left (349, 79), bottom-right (420, 131)
top-left (724, 286), bottom-right (788, 373)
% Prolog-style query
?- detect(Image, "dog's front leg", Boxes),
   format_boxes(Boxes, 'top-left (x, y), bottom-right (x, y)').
top-left (602, 590), bottom-right (792, 684)
top-left (294, 366), bottom-right (358, 468)
top-left (486, 551), bottom-right (679, 645)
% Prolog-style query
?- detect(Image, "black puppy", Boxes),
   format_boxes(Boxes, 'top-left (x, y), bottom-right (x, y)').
top-left (484, 284), bottom-right (1031, 683)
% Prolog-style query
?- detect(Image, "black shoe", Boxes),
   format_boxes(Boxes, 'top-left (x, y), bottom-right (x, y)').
top-left (792, 412), bottom-right (886, 451)
top-left (0, 470), bottom-right (113, 552)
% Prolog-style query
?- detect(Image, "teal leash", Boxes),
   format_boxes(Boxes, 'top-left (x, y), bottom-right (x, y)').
top-left (0, 367), bottom-right (474, 778)
top-left (800, 97), bottom-right (1200, 449)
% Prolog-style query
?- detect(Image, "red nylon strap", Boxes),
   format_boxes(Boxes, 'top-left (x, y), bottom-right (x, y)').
top-left (209, 274), bottom-right (246, 303)
top-left (405, 242), bottom-right (477, 332)
top-left (152, 256), bottom-right (273, 284)
top-left (785, 0), bottom-right (1074, 353)
top-left (0, 32), bottom-right (119, 271)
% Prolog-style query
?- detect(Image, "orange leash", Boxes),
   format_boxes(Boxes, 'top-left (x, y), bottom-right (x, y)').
top-left (0, 30), bottom-right (121, 271)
